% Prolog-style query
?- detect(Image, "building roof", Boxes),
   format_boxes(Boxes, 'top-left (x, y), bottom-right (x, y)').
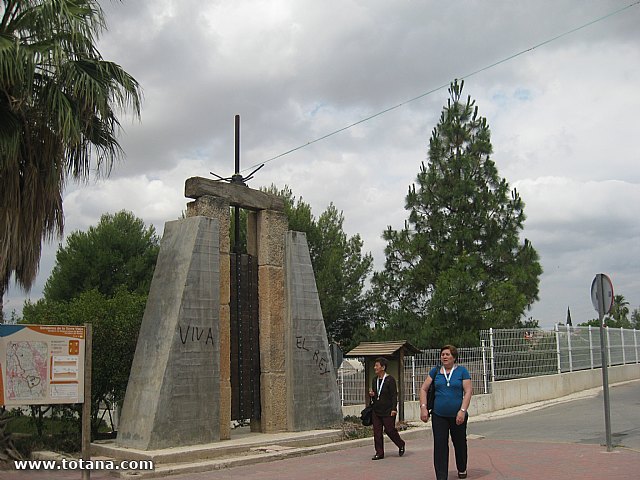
top-left (340, 358), bottom-right (364, 371)
top-left (345, 340), bottom-right (421, 357)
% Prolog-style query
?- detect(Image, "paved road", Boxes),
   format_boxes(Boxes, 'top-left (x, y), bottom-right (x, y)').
top-left (159, 379), bottom-right (640, 479)
top-left (469, 379), bottom-right (640, 450)
top-left (3, 380), bottom-right (639, 480)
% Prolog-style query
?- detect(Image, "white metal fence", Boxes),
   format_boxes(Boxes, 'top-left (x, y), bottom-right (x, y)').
top-left (337, 326), bottom-right (640, 406)
top-left (481, 325), bottom-right (640, 380)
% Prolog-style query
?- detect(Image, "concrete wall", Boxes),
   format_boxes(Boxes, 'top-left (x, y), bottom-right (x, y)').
top-left (285, 231), bottom-right (343, 430)
top-left (473, 364), bottom-right (640, 415)
top-left (117, 217), bottom-right (220, 450)
top-left (343, 364), bottom-right (640, 420)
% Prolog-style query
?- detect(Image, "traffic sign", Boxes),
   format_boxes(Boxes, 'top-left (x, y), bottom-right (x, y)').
top-left (590, 273), bottom-right (614, 452)
top-left (590, 273), bottom-right (614, 316)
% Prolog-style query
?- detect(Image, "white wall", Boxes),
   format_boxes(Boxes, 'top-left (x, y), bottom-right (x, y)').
top-left (343, 364), bottom-right (640, 421)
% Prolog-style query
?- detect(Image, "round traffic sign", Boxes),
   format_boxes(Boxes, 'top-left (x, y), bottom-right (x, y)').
top-left (590, 273), bottom-right (614, 315)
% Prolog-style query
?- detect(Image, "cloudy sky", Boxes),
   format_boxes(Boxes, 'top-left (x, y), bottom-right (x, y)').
top-left (5, 0), bottom-right (640, 328)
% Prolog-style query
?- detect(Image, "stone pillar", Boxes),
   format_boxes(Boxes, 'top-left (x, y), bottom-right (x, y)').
top-left (187, 196), bottom-right (231, 440)
top-left (116, 216), bottom-right (220, 449)
top-left (256, 209), bottom-right (288, 432)
top-left (285, 231), bottom-right (343, 430)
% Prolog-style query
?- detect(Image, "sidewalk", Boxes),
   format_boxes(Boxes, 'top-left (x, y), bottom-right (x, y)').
top-left (161, 437), bottom-right (640, 480)
top-left (3, 433), bottom-right (638, 480)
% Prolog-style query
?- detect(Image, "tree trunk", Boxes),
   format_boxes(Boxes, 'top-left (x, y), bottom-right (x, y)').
top-left (0, 284), bottom-right (4, 323)
top-left (30, 406), bottom-right (50, 438)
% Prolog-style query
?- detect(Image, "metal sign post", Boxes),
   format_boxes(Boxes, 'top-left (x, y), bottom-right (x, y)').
top-left (82, 323), bottom-right (93, 480)
top-left (591, 273), bottom-right (614, 452)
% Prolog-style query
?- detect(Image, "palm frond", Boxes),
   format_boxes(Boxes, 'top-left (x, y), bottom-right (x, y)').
top-left (1, 0), bottom-right (141, 293)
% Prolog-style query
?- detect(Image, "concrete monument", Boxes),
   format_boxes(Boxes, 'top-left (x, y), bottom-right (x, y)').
top-left (116, 178), bottom-right (342, 450)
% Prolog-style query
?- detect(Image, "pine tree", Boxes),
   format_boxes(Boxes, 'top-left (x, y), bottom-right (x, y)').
top-left (372, 80), bottom-right (542, 347)
top-left (43, 211), bottom-right (159, 302)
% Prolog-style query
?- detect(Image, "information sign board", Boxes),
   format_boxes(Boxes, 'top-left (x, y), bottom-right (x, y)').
top-left (0, 325), bottom-right (85, 406)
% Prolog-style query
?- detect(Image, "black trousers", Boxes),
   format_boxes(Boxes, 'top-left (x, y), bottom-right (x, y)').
top-left (372, 411), bottom-right (405, 456)
top-left (431, 412), bottom-right (468, 480)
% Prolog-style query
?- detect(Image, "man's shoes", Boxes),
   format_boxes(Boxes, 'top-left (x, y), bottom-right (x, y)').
top-left (399, 446), bottom-right (405, 457)
top-left (371, 454), bottom-right (384, 460)
top-left (458, 472), bottom-right (467, 479)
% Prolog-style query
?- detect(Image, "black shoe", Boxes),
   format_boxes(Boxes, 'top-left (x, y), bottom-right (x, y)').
top-left (458, 472), bottom-right (467, 479)
top-left (399, 446), bottom-right (405, 457)
top-left (371, 454), bottom-right (384, 460)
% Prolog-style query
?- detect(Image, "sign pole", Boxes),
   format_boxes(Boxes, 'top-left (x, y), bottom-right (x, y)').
top-left (596, 275), bottom-right (613, 452)
top-left (82, 323), bottom-right (92, 480)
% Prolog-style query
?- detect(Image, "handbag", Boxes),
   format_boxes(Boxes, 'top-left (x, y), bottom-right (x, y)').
top-left (360, 404), bottom-right (373, 426)
top-left (426, 381), bottom-right (435, 412)
top-left (426, 366), bottom-right (438, 412)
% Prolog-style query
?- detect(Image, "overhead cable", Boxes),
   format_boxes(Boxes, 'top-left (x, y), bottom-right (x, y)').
top-left (241, 0), bottom-right (640, 174)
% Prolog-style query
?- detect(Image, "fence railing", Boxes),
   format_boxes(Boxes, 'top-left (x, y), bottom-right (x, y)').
top-left (338, 347), bottom-right (490, 406)
top-left (560, 325), bottom-right (640, 371)
top-left (337, 326), bottom-right (640, 406)
top-left (480, 325), bottom-right (640, 380)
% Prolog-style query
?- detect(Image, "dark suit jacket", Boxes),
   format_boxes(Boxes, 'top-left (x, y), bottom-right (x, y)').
top-left (371, 374), bottom-right (398, 416)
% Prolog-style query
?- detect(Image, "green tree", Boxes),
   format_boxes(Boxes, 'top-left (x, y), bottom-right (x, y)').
top-left (263, 186), bottom-right (372, 350)
top-left (44, 211), bottom-right (159, 301)
top-left (22, 288), bottom-right (146, 435)
top-left (229, 208), bottom-right (247, 253)
top-left (19, 211), bottom-right (156, 438)
top-left (632, 307), bottom-right (639, 329)
top-left (313, 204), bottom-right (373, 350)
top-left (0, 0), bottom-right (142, 319)
top-left (372, 80), bottom-right (542, 348)
top-left (609, 294), bottom-right (630, 328)
top-left (580, 294), bottom-right (633, 328)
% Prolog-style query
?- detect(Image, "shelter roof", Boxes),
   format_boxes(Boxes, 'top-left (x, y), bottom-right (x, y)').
top-left (345, 340), bottom-right (421, 357)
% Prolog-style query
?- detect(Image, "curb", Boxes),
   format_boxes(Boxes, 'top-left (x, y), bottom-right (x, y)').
top-left (114, 426), bottom-right (434, 478)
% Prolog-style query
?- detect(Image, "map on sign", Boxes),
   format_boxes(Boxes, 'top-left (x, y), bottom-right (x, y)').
top-left (0, 324), bottom-right (85, 406)
top-left (5, 341), bottom-right (48, 401)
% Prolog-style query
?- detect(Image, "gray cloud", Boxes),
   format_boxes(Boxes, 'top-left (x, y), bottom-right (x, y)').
top-left (5, 0), bottom-right (640, 328)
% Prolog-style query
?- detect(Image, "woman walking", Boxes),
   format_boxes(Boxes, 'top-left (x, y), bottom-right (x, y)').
top-left (369, 357), bottom-right (406, 460)
top-left (420, 345), bottom-right (472, 479)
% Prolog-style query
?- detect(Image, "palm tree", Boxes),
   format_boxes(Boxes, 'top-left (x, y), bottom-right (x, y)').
top-left (0, 0), bottom-right (141, 318)
top-left (609, 294), bottom-right (630, 328)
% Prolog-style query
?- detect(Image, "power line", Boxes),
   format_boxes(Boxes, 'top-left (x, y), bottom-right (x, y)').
top-left (241, 0), bottom-right (640, 174)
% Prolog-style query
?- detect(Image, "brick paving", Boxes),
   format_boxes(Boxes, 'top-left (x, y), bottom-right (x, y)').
top-left (3, 436), bottom-right (638, 480)
top-left (4, 381), bottom-right (639, 480)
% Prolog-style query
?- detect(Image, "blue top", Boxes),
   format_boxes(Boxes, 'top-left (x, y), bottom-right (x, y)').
top-left (429, 365), bottom-right (471, 418)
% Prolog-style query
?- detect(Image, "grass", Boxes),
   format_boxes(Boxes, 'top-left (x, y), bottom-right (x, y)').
top-left (2, 410), bottom-right (108, 457)
top-left (339, 415), bottom-right (412, 440)
top-left (4, 415), bottom-right (77, 436)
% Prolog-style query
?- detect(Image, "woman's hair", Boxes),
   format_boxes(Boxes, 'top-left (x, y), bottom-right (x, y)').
top-left (374, 357), bottom-right (388, 370)
top-left (441, 344), bottom-right (458, 361)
